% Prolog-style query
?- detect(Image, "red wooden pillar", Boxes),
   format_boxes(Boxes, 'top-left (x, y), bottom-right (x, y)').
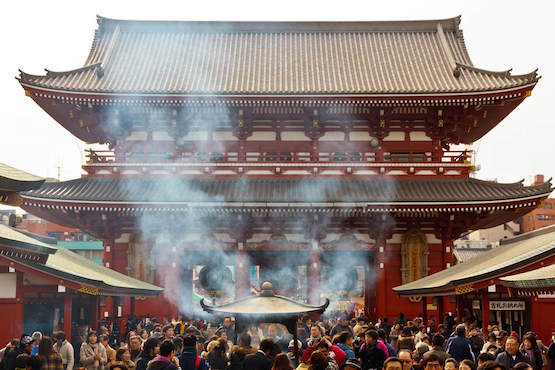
top-left (63, 292), bottom-right (72, 338)
top-left (15, 271), bottom-right (24, 336)
top-left (91, 295), bottom-right (99, 332)
top-left (375, 237), bottom-right (387, 320)
top-left (481, 289), bottom-right (490, 334)
top-left (308, 243), bottom-right (321, 305)
top-left (235, 244), bottom-right (249, 298)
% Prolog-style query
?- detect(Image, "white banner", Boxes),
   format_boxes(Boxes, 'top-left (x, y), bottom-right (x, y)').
top-left (489, 301), bottom-right (525, 311)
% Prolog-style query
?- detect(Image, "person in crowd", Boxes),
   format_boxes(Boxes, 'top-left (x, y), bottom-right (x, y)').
top-left (136, 338), bottom-right (160, 370)
top-left (171, 337), bottom-right (183, 358)
top-left (384, 357), bottom-right (403, 370)
top-left (446, 325), bottom-right (475, 363)
top-left (115, 348), bottom-right (136, 370)
top-left (496, 336), bottom-right (529, 370)
top-left (444, 358), bottom-right (459, 370)
top-left (389, 324), bottom-right (402, 352)
top-left (415, 327), bottom-right (428, 345)
top-left (476, 353), bottom-right (495, 367)
top-left (162, 327), bottom-right (175, 342)
top-left (520, 334), bottom-right (542, 370)
top-left (397, 328), bottom-right (415, 353)
top-left (354, 318), bottom-right (369, 338)
top-left (468, 327), bottom-right (484, 362)
top-left (100, 335), bottom-right (116, 364)
top-left (38, 336), bottom-right (63, 370)
top-left (378, 330), bottom-right (396, 358)
top-left (548, 331), bottom-right (555, 370)
top-left (423, 334), bottom-right (451, 365)
top-left (422, 354), bottom-right (443, 370)
top-left (128, 337), bottom-right (143, 364)
top-left (286, 340), bottom-right (303, 368)
top-left (80, 332), bottom-right (107, 370)
top-left (178, 335), bottom-right (209, 370)
top-left (28, 356), bottom-right (43, 370)
top-left (308, 327), bottom-right (323, 347)
top-left (219, 318), bottom-right (235, 345)
top-left (243, 338), bottom-right (274, 370)
top-left (3, 336), bottom-right (34, 370)
top-left (415, 342), bottom-right (431, 364)
top-left (481, 334), bottom-right (498, 354)
top-left (206, 340), bottom-right (227, 370)
top-left (271, 353), bottom-right (294, 370)
top-left (512, 363), bottom-right (533, 370)
top-left (459, 359), bottom-right (476, 370)
top-left (229, 334), bottom-right (255, 370)
top-left (146, 340), bottom-right (179, 370)
top-left (306, 350), bottom-right (328, 370)
top-left (359, 330), bottom-right (386, 370)
top-left (53, 332), bottom-right (74, 370)
top-left (397, 350), bottom-right (413, 370)
top-left (485, 345), bottom-right (498, 358)
top-left (330, 315), bottom-right (354, 338)
top-left (0, 339), bottom-right (20, 366)
top-left (314, 340), bottom-right (341, 370)
top-left (139, 331), bottom-right (149, 345)
top-left (343, 358), bottom-right (362, 370)
top-left (495, 332), bottom-right (508, 357)
top-left (30, 333), bottom-right (42, 357)
top-left (476, 360), bottom-right (506, 370)
top-left (217, 332), bottom-right (233, 358)
top-left (14, 353), bottom-right (29, 370)
top-left (335, 332), bottom-right (355, 360)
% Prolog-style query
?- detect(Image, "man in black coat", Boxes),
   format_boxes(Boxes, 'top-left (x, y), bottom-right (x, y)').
top-left (446, 325), bottom-right (475, 363)
top-left (496, 336), bottom-right (529, 370)
top-left (243, 338), bottom-right (273, 370)
top-left (359, 330), bottom-right (386, 370)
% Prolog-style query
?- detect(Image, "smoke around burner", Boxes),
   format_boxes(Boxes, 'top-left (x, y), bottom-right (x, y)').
top-left (111, 104), bottom-right (399, 319)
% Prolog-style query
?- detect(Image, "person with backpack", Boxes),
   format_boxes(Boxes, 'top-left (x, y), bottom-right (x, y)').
top-left (178, 336), bottom-right (208, 370)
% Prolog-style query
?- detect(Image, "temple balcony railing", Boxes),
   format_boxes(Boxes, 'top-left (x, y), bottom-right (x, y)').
top-left (83, 149), bottom-right (473, 177)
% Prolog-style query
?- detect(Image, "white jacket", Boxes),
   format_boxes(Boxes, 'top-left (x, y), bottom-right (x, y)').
top-left (54, 340), bottom-right (75, 370)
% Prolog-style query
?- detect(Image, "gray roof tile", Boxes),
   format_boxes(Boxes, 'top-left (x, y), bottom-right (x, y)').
top-left (18, 16), bottom-right (538, 95)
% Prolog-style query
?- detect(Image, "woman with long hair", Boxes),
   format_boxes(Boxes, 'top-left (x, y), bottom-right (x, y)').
top-left (38, 336), bottom-right (63, 370)
top-left (521, 334), bottom-right (543, 370)
top-left (272, 353), bottom-right (293, 370)
top-left (80, 332), bottom-right (108, 370)
top-left (116, 348), bottom-right (136, 370)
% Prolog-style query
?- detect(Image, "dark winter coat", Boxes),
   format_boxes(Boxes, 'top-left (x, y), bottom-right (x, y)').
top-left (446, 336), bottom-right (475, 363)
top-left (358, 344), bottom-right (386, 370)
top-left (146, 357), bottom-right (179, 370)
top-left (496, 350), bottom-right (529, 370)
top-left (136, 353), bottom-right (156, 370)
top-left (242, 351), bottom-right (272, 370)
top-left (547, 341), bottom-right (555, 370)
top-left (178, 348), bottom-right (209, 370)
top-left (229, 346), bottom-right (257, 370)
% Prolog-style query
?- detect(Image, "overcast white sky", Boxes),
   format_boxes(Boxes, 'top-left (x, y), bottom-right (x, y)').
top-left (0, 0), bottom-right (553, 184)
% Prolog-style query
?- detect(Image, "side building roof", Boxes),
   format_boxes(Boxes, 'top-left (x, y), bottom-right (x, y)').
top-left (393, 224), bottom-right (555, 296)
top-left (18, 16), bottom-right (538, 96)
top-left (0, 163), bottom-right (44, 204)
top-left (0, 223), bottom-right (162, 296)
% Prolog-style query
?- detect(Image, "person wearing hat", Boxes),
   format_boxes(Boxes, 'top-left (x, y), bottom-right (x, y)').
top-left (30, 333), bottom-right (42, 357)
top-left (495, 331), bottom-right (508, 357)
top-left (330, 314), bottom-right (354, 338)
top-left (343, 358), bottom-right (361, 370)
top-left (2, 335), bottom-right (35, 370)
top-left (286, 339), bottom-right (302, 368)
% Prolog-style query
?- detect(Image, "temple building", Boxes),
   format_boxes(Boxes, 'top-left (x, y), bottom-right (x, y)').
top-left (16, 16), bottom-right (552, 323)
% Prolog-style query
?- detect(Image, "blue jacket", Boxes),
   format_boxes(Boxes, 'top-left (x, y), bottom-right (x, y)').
top-left (446, 336), bottom-right (475, 363)
top-left (336, 343), bottom-right (355, 359)
top-left (178, 348), bottom-right (209, 370)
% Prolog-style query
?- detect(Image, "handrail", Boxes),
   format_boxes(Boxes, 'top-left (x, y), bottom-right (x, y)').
top-left (85, 149), bottom-right (471, 165)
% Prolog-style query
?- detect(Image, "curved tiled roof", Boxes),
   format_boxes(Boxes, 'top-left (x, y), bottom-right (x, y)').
top-left (18, 16), bottom-right (538, 96)
top-left (20, 177), bottom-right (552, 205)
top-left (499, 263), bottom-right (555, 289)
top-left (394, 224), bottom-right (555, 296)
top-left (0, 162), bottom-right (44, 193)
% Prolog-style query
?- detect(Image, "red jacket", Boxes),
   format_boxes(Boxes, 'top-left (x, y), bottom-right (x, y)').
top-left (301, 345), bottom-right (346, 367)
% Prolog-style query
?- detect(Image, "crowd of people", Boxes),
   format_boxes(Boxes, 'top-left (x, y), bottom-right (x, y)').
top-left (0, 313), bottom-right (554, 370)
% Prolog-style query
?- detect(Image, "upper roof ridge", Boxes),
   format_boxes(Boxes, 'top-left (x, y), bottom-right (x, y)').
top-left (95, 14), bottom-right (463, 33)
